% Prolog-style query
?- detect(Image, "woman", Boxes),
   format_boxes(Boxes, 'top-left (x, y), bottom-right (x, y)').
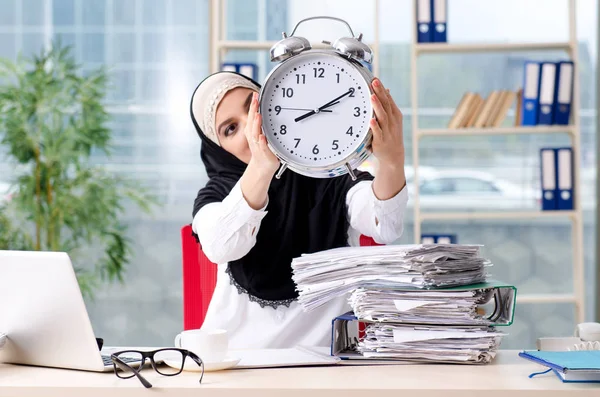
top-left (190, 71), bottom-right (408, 349)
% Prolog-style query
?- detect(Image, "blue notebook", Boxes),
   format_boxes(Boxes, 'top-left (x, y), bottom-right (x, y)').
top-left (519, 350), bottom-right (600, 383)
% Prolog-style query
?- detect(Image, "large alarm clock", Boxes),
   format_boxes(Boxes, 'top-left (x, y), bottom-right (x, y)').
top-left (258, 16), bottom-right (374, 181)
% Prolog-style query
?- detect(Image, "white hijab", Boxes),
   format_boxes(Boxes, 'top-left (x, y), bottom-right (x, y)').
top-left (190, 72), bottom-right (259, 146)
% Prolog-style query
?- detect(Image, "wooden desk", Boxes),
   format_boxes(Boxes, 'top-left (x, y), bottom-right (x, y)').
top-left (0, 351), bottom-right (598, 397)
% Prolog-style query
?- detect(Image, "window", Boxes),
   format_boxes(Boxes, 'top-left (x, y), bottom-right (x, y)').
top-left (0, 0), bottom-right (17, 26)
top-left (52, 0), bottom-right (75, 26)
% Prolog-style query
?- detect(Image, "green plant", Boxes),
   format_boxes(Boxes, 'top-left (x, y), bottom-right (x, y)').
top-left (0, 41), bottom-right (156, 297)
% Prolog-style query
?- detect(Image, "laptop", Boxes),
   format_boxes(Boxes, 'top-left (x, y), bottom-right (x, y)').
top-left (0, 250), bottom-right (142, 372)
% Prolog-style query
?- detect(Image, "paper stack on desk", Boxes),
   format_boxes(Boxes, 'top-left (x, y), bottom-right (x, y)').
top-left (290, 243), bottom-right (516, 365)
top-left (291, 244), bottom-right (489, 312)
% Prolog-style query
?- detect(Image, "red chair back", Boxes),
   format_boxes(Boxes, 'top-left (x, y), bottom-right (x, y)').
top-left (181, 225), bottom-right (381, 330)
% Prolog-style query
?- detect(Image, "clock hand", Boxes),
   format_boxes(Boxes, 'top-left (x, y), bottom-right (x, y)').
top-left (294, 89), bottom-right (354, 123)
top-left (278, 107), bottom-right (333, 112)
top-left (318, 89), bottom-right (354, 110)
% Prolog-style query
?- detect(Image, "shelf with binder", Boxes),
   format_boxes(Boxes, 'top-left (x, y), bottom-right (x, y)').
top-left (208, 0), bottom-right (382, 76)
top-left (216, 40), bottom-right (375, 51)
top-left (416, 125), bottom-right (576, 138)
top-left (419, 210), bottom-right (578, 222)
top-left (414, 41), bottom-right (574, 55)
top-left (410, 0), bottom-right (584, 323)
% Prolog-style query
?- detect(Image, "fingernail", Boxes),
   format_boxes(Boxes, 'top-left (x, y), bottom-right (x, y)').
top-left (373, 79), bottom-right (381, 87)
top-left (371, 94), bottom-right (377, 101)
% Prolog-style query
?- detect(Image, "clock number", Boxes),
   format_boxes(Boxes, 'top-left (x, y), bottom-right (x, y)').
top-left (274, 105), bottom-right (281, 115)
top-left (280, 125), bottom-right (287, 135)
top-left (312, 145), bottom-right (319, 155)
top-left (281, 88), bottom-right (294, 97)
top-left (346, 126), bottom-right (353, 136)
top-left (294, 138), bottom-right (301, 148)
top-left (336, 73), bottom-right (340, 83)
top-left (354, 107), bottom-right (361, 117)
top-left (313, 68), bottom-right (325, 78)
top-left (349, 87), bottom-right (355, 97)
top-left (331, 140), bottom-right (339, 150)
top-left (296, 74), bottom-right (306, 84)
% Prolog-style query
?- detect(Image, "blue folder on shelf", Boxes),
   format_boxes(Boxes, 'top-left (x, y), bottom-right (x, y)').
top-left (555, 147), bottom-right (574, 210)
top-left (540, 148), bottom-right (557, 210)
top-left (537, 62), bottom-right (557, 125)
top-left (432, 0), bottom-right (447, 43)
top-left (521, 61), bottom-right (541, 126)
top-left (519, 350), bottom-right (600, 383)
top-left (421, 234), bottom-right (457, 244)
top-left (553, 61), bottom-right (574, 125)
top-left (416, 0), bottom-right (433, 43)
top-left (221, 62), bottom-right (258, 81)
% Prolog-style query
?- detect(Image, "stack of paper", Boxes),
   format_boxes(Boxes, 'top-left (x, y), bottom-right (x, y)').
top-left (291, 244), bottom-right (490, 312)
top-left (349, 287), bottom-right (494, 325)
top-left (358, 323), bottom-right (504, 364)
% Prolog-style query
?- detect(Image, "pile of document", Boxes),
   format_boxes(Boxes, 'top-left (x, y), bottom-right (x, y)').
top-left (292, 244), bottom-right (513, 365)
top-left (357, 323), bottom-right (504, 364)
top-left (291, 244), bottom-right (489, 312)
top-left (349, 287), bottom-right (495, 325)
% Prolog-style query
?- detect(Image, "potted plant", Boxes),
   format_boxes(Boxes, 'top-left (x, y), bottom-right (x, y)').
top-left (0, 41), bottom-right (157, 297)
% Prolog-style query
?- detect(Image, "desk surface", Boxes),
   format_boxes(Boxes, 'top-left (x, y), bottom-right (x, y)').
top-left (0, 350), bottom-right (598, 397)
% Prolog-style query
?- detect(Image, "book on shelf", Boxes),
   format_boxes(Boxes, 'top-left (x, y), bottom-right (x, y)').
top-left (463, 94), bottom-right (484, 128)
top-left (514, 88), bottom-right (523, 127)
top-left (447, 92), bottom-right (474, 129)
top-left (447, 89), bottom-right (518, 129)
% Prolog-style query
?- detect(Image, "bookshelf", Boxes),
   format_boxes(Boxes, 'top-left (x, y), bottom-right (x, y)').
top-left (417, 125), bottom-right (577, 138)
top-left (410, 0), bottom-right (585, 323)
top-left (414, 41), bottom-right (573, 54)
top-left (208, 0), bottom-right (381, 77)
top-left (209, 0), bottom-right (585, 323)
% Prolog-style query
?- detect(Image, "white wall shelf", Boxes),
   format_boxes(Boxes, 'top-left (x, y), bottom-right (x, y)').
top-left (417, 126), bottom-right (576, 138)
top-left (209, 0), bottom-right (381, 76)
top-left (415, 42), bottom-right (573, 54)
top-left (419, 210), bottom-right (578, 222)
top-left (216, 40), bottom-right (357, 51)
top-left (410, 0), bottom-right (585, 323)
top-left (209, 0), bottom-right (586, 324)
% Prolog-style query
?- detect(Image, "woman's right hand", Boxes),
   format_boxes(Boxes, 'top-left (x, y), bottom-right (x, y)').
top-left (245, 92), bottom-right (280, 178)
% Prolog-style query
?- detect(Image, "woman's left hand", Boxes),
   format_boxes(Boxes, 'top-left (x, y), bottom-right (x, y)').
top-left (369, 78), bottom-right (405, 167)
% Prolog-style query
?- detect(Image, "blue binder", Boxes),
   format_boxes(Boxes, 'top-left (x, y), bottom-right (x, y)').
top-left (221, 62), bottom-right (258, 81)
top-left (521, 61), bottom-right (541, 126)
top-left (553, 61), bottom-right (574, 125)
top-left (432, 0), bottom-right (447, 42)
top-left (555, 147), bottom-right (574, 210)
top-left (221, 63), bottom-right (237, 72)
top-left (416, 0), bottom-right (433, 43)
top-left (540, 148), bottom-right (557, 210)
top-left (421, 234), bottom-right (457, 244)
top-left (537, 62), bottom-right (557, 125)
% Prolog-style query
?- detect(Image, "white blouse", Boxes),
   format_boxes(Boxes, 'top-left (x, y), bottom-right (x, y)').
top-left (192, 179), bottom-right (408, 349)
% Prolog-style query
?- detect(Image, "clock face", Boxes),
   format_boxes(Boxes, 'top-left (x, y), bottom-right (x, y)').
top-left (259, 51), bottom-right (373, 169)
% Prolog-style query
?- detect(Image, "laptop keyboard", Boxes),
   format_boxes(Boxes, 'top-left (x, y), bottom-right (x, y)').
top-left (102, 355), bottom-right (142, 366)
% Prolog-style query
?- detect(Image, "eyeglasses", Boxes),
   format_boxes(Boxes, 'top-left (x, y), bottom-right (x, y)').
top-left (110, 348), bottom-right (204, 388)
